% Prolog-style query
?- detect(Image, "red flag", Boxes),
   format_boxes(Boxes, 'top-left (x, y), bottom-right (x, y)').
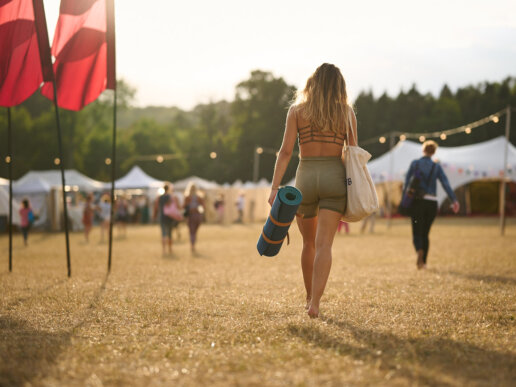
top-left (41, 0), bottom-right (116, 111)
top-left (0, 0), bottom-right (52, 107)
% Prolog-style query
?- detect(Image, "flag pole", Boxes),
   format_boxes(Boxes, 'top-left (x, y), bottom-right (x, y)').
top-left (7, 107), bottom-right (13, 272)
top-left (51, 86), bottom-right (72, 277)
top-left (107, 0), bottom-right (117, 273)
top-left (108, 89), bottom-right (117, 273)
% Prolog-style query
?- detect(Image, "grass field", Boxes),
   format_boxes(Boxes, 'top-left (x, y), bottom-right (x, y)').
top-left (1, 217), bottom-right (515, 386)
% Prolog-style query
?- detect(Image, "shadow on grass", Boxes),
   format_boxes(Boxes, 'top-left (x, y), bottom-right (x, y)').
top-left (3, 279), bottom-right (68, 310)
top-left (429, 268), bottom-right (516, 286)
top-left (0, 274), bottom-right (109, 385)
top-left (0, 317), bottom-right (72, 386)
top-left (288, 318), bottom-right (516, 385)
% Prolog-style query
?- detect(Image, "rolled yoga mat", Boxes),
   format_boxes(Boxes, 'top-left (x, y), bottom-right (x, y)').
top-left (257, 186), bottom-right (303, 257)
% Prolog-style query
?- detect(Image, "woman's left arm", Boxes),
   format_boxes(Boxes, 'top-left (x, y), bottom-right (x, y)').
top-left (268, 106), bottom-right (298, 206)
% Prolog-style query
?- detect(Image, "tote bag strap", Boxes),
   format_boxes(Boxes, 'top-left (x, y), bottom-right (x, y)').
top-left (345, 108), bottom-right (357, 151)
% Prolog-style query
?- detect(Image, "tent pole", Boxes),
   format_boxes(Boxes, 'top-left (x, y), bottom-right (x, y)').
top-left (386, 132), bottom-right (395, 228)
top-left (7, 107), bottom-right (13, 272)
top-left (108, 88), bottom-right (117, 273)
top-left (500, 106), bottom-right (511, 236)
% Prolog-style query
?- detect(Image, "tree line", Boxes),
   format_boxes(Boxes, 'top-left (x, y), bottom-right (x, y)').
top-left (1, 71), bottom-right (515, 184)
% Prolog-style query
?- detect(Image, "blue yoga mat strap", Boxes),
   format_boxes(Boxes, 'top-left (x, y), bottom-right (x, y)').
top-left (268, 214), bottom-right (292, 227)
top-left (261, 231), bottom-right (285, 245)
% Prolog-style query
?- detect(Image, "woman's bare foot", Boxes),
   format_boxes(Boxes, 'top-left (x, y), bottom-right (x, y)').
top-left (305, 297), bottom-right (311, 310)
top-left (307, 303), bottom-right (319, 318)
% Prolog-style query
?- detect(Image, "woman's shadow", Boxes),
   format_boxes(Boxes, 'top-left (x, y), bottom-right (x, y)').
top-left (288, 318), bottom-right (516, 385)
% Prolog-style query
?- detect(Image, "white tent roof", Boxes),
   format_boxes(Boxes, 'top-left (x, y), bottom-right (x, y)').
top-left (0, 189), bottom-right (21, 225)
top-left (367, 136), bottom-right (516, 203)
top-left (13, 169), bottom-right (105, 194)
top-left (114, 166), bottom-right (163, 190)
top-left (0, 177), bottom-right (8, 187)
top-left (172, 176), bottom-right (220, 191)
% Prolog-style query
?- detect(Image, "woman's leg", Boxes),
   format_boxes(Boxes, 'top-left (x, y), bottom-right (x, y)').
top-left (296, 215), bottom-right (317, 308)
top-left (411, 201), bottom-right (425, 268)
top-left (188, 214), bottom-right (201, 251)
top-left (308, 209), bottom-right (342, 318)
top-left (421, 201), bottom-right (438, 265)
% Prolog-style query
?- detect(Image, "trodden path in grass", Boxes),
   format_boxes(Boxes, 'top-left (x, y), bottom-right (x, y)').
top-left (1, 217), bottom-right (515, 386)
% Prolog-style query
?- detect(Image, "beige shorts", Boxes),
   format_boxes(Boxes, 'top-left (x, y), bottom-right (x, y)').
top-left (295, 156), bottom-right (347, 218)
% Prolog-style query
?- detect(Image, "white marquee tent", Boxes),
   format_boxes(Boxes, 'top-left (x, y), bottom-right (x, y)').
top-left (0, 188), bottom-right (20, 226)
top-left (12, 169), bottom-right (105, 228)
top-left (113, 165), bottom-right (163, 190)
top-left (367, 136), bottom-right (516, 204)
top-left (172, 176), bottom-right (220, 192)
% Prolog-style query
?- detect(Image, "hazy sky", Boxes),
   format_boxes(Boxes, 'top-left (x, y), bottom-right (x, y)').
top-left (42, 0), bottom-right (516, 109)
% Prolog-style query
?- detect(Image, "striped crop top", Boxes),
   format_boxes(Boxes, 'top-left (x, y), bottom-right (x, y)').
top-left (297, 124), bottom-right (346, 146)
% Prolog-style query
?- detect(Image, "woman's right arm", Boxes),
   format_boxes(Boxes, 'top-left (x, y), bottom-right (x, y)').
top-left (268, 106), bottom-right (298, 206)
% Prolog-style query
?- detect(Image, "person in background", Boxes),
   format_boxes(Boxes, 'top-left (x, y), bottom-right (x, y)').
top-left (360, 212), bottom-right (376, 234)
top-left (403, 140), bottom-right (460, 269)
top-left (82, 193), bottom-right (95, 243)
top-left (19, 198), bottom-right (33, 246)
top-left (98, 194), bottom-right (111, 243)
top-left (115, 195), bottom-right (128, 239)
top-left (214, 194), bottom-right (225, 224)
top-left (140, 196), bottom-right (150, 224)
top-left (155, 184), bottom-right (174, 256)
top-left (235, 193), bottom-right (245, 223)
top-left (184, 183), bottom-right (205, 254)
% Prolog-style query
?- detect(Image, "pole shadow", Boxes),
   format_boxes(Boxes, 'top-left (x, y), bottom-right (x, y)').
top-left (0, 274), bottom-right (109, 385)
top-left (288, 318), bottom-right (516, 385)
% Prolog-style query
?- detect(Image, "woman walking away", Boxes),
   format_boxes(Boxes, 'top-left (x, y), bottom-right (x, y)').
top-left (98, 194), bottom-right (111, 243)
top-left (268, 63), bottom-right (356, 318)
top-left (19, 199), bottom-right (34, 246)
top-left (403, 140), bottom-right (460, 269)
top-left (82, 193), bottom-right (95, 243)
top-left (184, 183), bottom-right (205, 254)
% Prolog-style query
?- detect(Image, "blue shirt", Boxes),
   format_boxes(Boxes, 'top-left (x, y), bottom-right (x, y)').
top-left (404, 156), bottom-right (457, 202)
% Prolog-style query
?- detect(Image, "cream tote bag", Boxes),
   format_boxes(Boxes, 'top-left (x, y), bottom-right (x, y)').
top-left (341, 114), bottom-right (379, 222)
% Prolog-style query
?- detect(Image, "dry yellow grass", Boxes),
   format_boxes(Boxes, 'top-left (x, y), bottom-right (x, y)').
top-left (1, 217), bottom-right (515, 386)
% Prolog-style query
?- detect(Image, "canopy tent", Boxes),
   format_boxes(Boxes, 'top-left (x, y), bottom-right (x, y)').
top-left (13, 169), bottom-right (105, 194)
top-left (0, 188), bottom-right (20, 227)
top-left (172, 176), bottom-right (220, 192)
top-left (0, 177), bottom-right (8, 190)
top-left (12, 170), bottom-right (105, 229)
top-left (367, 136), bottom-right (516, 204)
top-left (114, 166), bottom-right (163, 190)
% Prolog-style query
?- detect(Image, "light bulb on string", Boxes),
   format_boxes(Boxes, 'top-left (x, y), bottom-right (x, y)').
top-left (492, 116), bottom-right (499, 123)
top-left (399, 134), bottom-right (406, 141)
top-left (419, 136), bottom-right (425, 142)
top-left (465, 127), bottom-right (472, 134)
top-left (440, 133), bottom-right (447, 140)
top-left (379, 136), bottom-right (386, 144)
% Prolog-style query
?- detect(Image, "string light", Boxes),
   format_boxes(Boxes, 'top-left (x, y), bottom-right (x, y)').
top-left (256, 147), bottom-right (264, 154)
top-left (419, 136), bottom-right (426, 142)
top-left (54, 158), bottom-right (61, 165)
top-left (210, 152), bottom-right (217, 159)
top-left (379, 136), bottom-right (386, 144)
top-left (465, 127), bottom-right (472, 134)
top-left (492, 116), bottom-right (499, 123)
top-left (105, 158), bottom-right (112, 165)
top-left (156, 155), bottom-right (164, 163)
top-left (440, 133), bottom-right (447, 140)
top-left (399, 134), bottom-right (406, 141)
top-left (5, 156), bottom-right (11, 163)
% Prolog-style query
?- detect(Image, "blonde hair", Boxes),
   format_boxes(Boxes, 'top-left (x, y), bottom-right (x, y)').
top-left (295, 63), bottom-right (351, 134)
top-left (185, 182), bottom-right (198, 197)
top-left (422, 140), bottom-right (438, 155)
